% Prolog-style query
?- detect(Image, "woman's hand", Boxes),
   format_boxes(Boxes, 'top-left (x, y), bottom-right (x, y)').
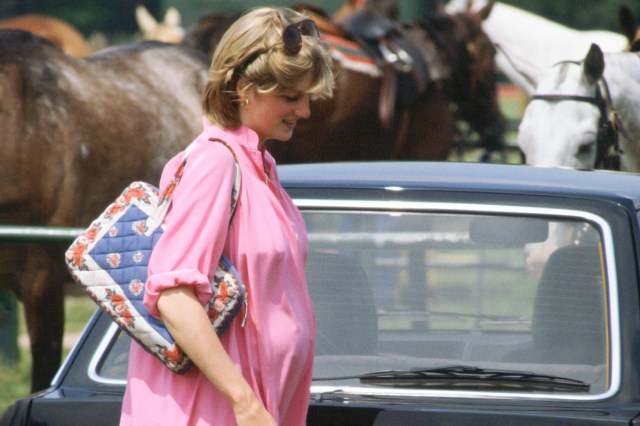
top-left (158, 286), bottom-right (278, 425)
top-left (233, 394), bottom-right (278, 426)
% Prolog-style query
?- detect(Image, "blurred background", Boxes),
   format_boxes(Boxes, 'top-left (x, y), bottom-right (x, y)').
top-left (0, 0), bottom-right (631, 46)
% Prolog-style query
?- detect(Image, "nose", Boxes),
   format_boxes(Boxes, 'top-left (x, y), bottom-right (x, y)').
top-left (296, 96), bottom-right (311, 119)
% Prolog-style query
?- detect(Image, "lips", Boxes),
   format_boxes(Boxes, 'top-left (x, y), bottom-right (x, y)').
top-left (283, 119), bottom-right (297, 129)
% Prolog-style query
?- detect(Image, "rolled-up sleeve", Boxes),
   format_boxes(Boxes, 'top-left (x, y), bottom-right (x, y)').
top-left (144, 141), bottom-right (236, 319)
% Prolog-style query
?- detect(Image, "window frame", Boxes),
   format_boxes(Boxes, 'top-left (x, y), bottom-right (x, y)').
top-left (296, 199), bottom-right (620, 402)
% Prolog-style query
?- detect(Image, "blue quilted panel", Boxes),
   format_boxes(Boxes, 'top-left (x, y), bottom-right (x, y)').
top-left (87, 205), bottom-right (172, 341)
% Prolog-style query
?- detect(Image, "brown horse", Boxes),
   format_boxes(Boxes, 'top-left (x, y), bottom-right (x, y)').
top-left (419, 3), bottom-right (507, 153)
top-left (0, 29), bottom-right (208, 391)
top-left (182, 4), bottom-right (505, 163)
top-left (0, 14), bottom-right (92, 57)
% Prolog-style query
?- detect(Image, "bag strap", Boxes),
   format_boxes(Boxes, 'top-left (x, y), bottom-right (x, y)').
top-left (151, 138), bottom-right (241, 225)
top-left (208, 138), bottom-right (241, 223)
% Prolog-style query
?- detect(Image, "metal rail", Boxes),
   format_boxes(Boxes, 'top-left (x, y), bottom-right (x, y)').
top-left (0, 226), bottom-right (83, 243)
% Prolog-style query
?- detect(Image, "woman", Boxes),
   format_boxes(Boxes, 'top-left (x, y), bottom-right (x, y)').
top-left (120, 7), bottom-right (335, 425)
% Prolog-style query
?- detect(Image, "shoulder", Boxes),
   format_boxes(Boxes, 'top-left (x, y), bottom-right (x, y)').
top-left (174, 139), bottom-right (238, 192)
top-left (188, 138), bottom-right (237, 172)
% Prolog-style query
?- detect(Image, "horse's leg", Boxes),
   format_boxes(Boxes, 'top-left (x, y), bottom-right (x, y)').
top-left (402, 87), bottom-right (455, 160)
top-left (20, 245), bottom-right (65, 392)
top-left (0, 249), bottom-right (24, 363)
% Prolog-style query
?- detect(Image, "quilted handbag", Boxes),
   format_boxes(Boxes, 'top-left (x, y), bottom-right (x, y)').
top-left (65, 138), bottom-right (246, 374)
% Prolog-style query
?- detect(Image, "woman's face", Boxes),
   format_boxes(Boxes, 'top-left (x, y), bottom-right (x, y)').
top-left (239, 74), bottom-right (313, 148)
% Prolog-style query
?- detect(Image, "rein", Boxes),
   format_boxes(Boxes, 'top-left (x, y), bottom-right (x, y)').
top-left (529, 67), bottom-right (626, 170)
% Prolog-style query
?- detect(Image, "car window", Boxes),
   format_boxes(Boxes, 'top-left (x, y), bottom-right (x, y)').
top-left (303, 208), bottom-right (610, 396)
top-left (91, 206), bottom-right (612, 396)
top-left (95, 326), bottom-right (130, 381)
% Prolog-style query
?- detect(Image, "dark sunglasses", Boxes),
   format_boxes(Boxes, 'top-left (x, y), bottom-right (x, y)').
top-left (236, 19), bottom-right (320, 75)
top-left (281, 19), bottom-right (320, 55)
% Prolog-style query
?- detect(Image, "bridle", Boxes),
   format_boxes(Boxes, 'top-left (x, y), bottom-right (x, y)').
top-left (529, 61), bottom-right (627, 170)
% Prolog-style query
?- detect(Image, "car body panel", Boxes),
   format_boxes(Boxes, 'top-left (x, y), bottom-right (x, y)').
top-left (5, 162), bottom-right (640, 425)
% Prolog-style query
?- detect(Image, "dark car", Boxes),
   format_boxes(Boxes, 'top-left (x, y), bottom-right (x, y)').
top-left (5, 161), bottom-right (640, 425)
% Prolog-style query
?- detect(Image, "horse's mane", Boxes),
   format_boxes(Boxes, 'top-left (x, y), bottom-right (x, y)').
top-left (91, 39), bottom-right (175, 56)
top-left (546, 60), bottom-right (588, 89)
top-left (0, 29), bottom-right (67, 101)
top-left (0, 29), bottom-right (64, 60)
top-left (416, 11), bottom-right (482, 65)
top-left (182, 12), bottom-right (241, 60)
top-left (88, 39), bottom-right (209, 67)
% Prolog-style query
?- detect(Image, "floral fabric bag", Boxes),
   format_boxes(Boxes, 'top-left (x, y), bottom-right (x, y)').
top-left (65, 138), bottom-right (245, 374)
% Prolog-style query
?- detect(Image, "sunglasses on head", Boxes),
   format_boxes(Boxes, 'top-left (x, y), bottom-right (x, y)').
top-left (235, 19), bottom-right (320, 75)
top-left (281, 19), bottom-right (320, 55)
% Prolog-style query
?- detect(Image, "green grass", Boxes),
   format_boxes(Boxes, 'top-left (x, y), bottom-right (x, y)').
top-left (0, 293), bottom-right (96, 416)
top-left (65, 295), bottom-right (98, 334)
top-left (0, 355), bottom-right (31, 415)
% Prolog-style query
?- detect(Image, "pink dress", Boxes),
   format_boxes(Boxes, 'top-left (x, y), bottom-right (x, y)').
top-left (120, 121), bottom-right (315, 426)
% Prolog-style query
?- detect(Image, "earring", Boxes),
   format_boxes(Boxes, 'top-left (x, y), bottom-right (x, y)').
top-left (240, 98), bottom-right (249, 107)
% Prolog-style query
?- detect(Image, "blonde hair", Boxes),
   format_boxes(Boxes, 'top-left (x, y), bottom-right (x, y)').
top-left (202, 7), bottom-right (335, 129)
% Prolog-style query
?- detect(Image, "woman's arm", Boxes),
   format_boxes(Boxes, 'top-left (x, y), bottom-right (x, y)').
top-left (158, 286), bottom-right (277, 426)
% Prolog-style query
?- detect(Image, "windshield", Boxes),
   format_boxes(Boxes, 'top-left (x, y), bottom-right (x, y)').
top-left (303, 209), bottom-right (609, 396)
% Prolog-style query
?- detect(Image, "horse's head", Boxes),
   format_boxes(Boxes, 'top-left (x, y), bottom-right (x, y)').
top-left (419, 3), bottom-right (506, 151)
top-left (518, 44), bottom-right (612, 169)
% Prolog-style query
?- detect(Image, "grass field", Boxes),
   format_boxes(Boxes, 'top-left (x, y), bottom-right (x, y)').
top-left (0, 293), bottom-right (96, 416)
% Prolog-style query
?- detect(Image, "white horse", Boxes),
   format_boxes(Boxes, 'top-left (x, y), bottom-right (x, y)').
top-left (516, 44), bottom-right (640, 278)
top-left (517, 44), bottom-right (640, 171)
top-left (445, 0), bottom-right (628, 95)
top-left (445, 2), bottom-right (633, 282)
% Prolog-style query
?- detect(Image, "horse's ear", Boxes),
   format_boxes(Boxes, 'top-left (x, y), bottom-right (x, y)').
top-left (164, 7), bottom-right (182, 27)
top-left (583, 43), bottom-right (605, 84)
top-left (476, 0), bottom-right (495, 21)
top-left (618, 5), bottom-right (637, 45)
top-left (136, 5), bottom-right (158, 36)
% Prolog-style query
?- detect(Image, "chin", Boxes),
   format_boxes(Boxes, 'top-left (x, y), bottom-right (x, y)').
top-left (271, 133), bottom-right (294, 142)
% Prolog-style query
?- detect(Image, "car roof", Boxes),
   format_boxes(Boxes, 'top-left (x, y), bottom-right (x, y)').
top-left (279, 162), bottom-right (640, 208)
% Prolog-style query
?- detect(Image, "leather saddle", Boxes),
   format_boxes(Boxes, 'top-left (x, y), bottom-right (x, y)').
top-left (338, 9), bottom-right (443, 130)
